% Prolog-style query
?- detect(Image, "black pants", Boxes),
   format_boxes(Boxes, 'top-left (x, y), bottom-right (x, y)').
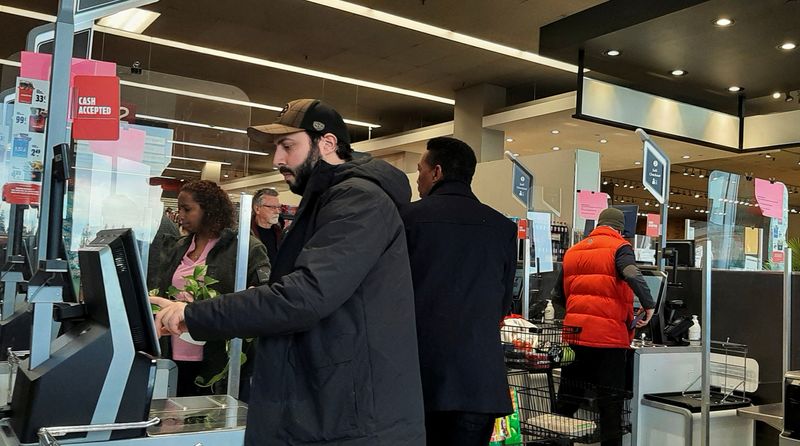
top-left (425, 411), bottom-right (497, 446)
top-left (555, 345), bottom-right (627, 446)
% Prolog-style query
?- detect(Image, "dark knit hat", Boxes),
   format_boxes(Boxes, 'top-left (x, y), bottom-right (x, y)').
top-left (597, 207), bottom-right (625, 232)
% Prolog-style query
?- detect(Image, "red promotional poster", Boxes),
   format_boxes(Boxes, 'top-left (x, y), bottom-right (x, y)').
top-left (517, 219), bottom-right (528, 240)
top-left (72, 75), bottom-right (120, 141)
top-left (646, 214), bottom-right (660, 237)
top-left (2, 182), bottom-right (41, 205)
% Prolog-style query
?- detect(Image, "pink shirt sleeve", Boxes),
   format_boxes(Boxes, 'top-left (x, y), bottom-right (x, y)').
top-left (170, 236), bottom-right (219, 362)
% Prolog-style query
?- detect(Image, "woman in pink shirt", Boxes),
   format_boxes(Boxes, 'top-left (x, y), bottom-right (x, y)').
top-left (153, 180), bottom-right (270, 396)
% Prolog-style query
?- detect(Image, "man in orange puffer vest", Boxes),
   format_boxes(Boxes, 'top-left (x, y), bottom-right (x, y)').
top-left (551, 207), bottom-right (654, 446)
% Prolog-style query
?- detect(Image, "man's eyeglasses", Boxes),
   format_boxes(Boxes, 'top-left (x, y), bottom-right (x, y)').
top-left (258, 204), bottom-right (282, 210)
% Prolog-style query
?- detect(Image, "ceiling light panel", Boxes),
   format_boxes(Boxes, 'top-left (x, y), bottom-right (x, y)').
top-left (97, 8), bottom-right (160, 34)
top-left (93, 24), bottom-right (456, 105)
top-left (302, 0), bottom-right (582, 74)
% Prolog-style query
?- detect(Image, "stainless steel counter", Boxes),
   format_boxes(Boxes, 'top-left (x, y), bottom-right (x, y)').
top-left (737, 403), bottom-right (783, 431)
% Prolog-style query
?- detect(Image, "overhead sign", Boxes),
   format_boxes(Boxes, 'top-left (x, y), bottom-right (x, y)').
top-left (512, 163), bottom-right (533, 209)
top-left (72, 75), bottom-right (120, 141)
top-left (642, 139), bottom-right (668, 204)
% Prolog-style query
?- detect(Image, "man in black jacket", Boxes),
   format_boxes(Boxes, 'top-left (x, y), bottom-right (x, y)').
top-left (401, 136), bottom-right (517, 445)
top-left (152, 99), bottom-right (425, 445)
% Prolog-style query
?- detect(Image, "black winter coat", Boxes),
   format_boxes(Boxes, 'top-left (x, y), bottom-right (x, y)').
top-left (401, 180), bottom-right (517, 415)
top-left (184, 155), bottom-right (426, 445)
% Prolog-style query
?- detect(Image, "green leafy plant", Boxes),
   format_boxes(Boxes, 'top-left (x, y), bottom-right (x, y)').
top-left (150, 265), bottom-right (219, 312)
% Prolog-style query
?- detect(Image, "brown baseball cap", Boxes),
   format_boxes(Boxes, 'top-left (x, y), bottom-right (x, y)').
top-left (247, 99), bottom-right (351, 145)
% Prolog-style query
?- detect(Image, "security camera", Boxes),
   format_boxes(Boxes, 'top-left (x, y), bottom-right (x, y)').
top-left (131, 61), bottom-right (142, 75)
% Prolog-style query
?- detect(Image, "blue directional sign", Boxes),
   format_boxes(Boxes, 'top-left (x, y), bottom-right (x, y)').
top-left (512, 163), bottom-right (533, 209)
top-left (642, 139), bottom-right (668, 204)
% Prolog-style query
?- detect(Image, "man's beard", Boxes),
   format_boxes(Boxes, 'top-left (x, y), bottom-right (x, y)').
top-left (279, 144), bottom-right (320, 195)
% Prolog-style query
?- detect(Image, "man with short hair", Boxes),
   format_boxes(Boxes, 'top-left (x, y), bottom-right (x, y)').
top-left (552, 207), bottom-right (654, 446)
top-left (151, 99), bottom-right (425, 445)
top-left (251, 188), bottom-right (282, 267)
top-left (402, 136), bottom-right (517, 445)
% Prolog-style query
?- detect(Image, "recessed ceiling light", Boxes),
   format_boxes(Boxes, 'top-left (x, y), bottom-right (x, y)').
top-left (552, 146), bottom-right (560, 151)
top-left (728, 86), bottom-right (743, 92)
top-left (671, 69), bottom-right (687, 76)
top-left (779, 42), bottom-right (797, 51)
top-left (634, 161), bottom-right (642, 165)
top-left (603, 49), bottom-right (621, 57)
top-left (551, 129), bottom-right (560, 134)
top-left (682, 155), bottom-right (691, 159)
top-left (506, 138), bottom-right (514, 142)
top-left (599, 139), bottom-right (608, 144)
top-left (714, 17), bottom-right (734, 27)
top-left (766, 154), bottom-right (772, 158)
top-left (97, 8), bottom-right (160, 34)
top-left (773, 92), bottom-right (783, 99)
top-left (223, 174), bottom-right (229, 178)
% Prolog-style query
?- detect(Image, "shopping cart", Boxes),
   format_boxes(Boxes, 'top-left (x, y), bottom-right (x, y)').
top-left (500, 320), bottom-right (631, 445)
top-left (507, 371), bottom-right (632, 445)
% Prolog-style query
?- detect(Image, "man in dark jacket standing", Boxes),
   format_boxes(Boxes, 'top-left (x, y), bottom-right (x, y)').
top-left (151, 99), bottom-right (425, 445)
top-left (401, 136), bottom-right (517, 445)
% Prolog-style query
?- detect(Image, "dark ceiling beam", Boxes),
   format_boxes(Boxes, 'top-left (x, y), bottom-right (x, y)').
top-left (538, 0), bottom-right (709, 56)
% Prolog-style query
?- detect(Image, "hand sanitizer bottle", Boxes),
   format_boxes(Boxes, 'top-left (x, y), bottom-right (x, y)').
top-left (688, 315), bottom-right (701, 346)
top-left (544, 300), bottom-right (555, 322)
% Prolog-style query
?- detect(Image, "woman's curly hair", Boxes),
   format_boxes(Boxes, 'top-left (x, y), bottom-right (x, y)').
top-left (181, 180), bottom-right (234, 236)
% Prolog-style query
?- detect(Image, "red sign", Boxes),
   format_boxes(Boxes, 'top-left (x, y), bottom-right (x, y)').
top-left (646, 214), bottom-right (661, 237)
top-left (72, 75), bottom-right (120, 141)
top-left (2, 182), bottom-right (40, 205)
top-left (517, 219), bottom-right (528, 240)
top-left (772, 251), bottom-right (785, 263)
top-left (17, 81), bottom-right (33, 104)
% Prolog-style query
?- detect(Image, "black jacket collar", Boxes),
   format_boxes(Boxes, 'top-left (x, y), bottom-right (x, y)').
top-left (428, 179), bottom-right (477, 201)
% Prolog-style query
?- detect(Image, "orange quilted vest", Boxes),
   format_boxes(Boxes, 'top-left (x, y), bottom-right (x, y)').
top-left (562, 226), bottom-right (634, 348)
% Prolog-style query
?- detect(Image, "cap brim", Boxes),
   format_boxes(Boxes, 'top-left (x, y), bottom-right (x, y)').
top-left (247, 123), bottom-right (305, 144)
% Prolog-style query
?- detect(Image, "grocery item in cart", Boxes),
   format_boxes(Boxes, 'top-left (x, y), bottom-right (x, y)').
top-left (501, 317), bottom-right (538, 346)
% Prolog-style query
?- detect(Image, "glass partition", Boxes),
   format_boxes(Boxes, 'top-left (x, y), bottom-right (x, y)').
top-left (706, 170), bottom-right (788, 271)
